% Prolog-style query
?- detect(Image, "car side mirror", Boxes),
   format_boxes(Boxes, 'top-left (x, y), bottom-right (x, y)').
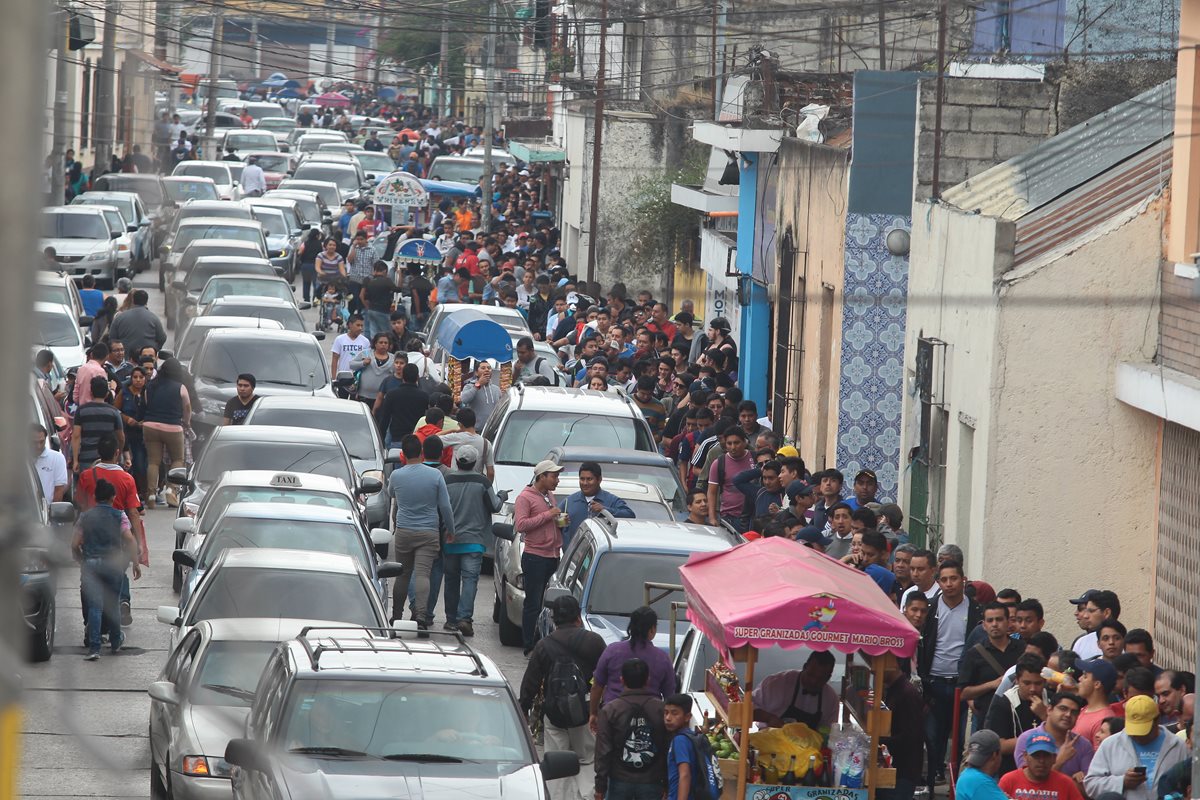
top-left (541, 751), bottom-right (580, 781)
top-left (49, 501), bottom-right (77, 524)
top-left (172, 517), bottom-right (194, 535)
top-left (492, 522), bottom-right (515, 542)
top-left (298, 301), bottom-right (312, 311)
top-left (148, 681), bottom-right (180, 705)
top-left (542, 585), bottom-right (571, 609)
top-left (171, 549), bottom-right (196, 568)
top-left (334, 370), bottom-right (355, 388)
top-left (110, 231), bottom-right (121, 240)
top-left (224, 739), bottom-right (268, 772)
top-left (376, 561), bottom-right (403, 579)
top-left (172, 280), bottom-right (187, 291)
top-left (300, 222), bottom-right (311, 230)
top-left (127, 224), bottom-right (138, 233)
top-left (311, 330), bottom-right (325, 341)
top-left (166, 467), bottom-right (191, 487)
top-left (369, 528), bottom-right (392, 547)
top-left (78, 315), bottom-right (94, 327)
top-left (156, 605), bottom-right (182, 626)
top-left (385, 448), bottom-right (402, 465)
top-left (360, 476), bottom-right (383, 495)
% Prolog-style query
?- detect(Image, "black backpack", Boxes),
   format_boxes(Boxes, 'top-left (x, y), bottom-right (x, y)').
top-left (678, 730), bottom-right (723, 800)
top-left (619, 700), bottom-right (660, 771)
top-left (542, 632), bottom-right (591, 729)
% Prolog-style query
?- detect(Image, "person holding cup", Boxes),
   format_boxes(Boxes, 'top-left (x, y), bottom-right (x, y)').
top-left (515, 459), bottom-right (567, 656)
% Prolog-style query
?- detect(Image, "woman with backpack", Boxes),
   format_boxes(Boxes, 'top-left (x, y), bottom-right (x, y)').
top-left (589, 607), bottom-right (677, 732)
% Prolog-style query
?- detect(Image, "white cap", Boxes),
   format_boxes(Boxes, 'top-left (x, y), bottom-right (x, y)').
top-left (532, 460), bottom-right (564, 479)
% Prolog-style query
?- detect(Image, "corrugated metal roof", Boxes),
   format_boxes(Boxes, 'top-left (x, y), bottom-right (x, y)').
top-left (1013, 137), bottom-right (1171, 265)
top-left (941, 79), bottom-right (1175, 221)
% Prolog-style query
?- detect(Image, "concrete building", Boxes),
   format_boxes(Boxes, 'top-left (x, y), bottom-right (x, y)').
top-left (898, 82), bottom-right (1170, 637)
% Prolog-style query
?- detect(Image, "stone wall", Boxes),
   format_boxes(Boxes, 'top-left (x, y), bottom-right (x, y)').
top-left (915, 77), bottom-right (1058, 201)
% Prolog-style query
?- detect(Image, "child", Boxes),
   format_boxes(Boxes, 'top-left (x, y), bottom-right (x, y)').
top-left (664, 693), bottom-right (720, 800)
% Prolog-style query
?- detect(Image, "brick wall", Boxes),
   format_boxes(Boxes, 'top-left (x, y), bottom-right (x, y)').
top-left (915, 77), bottom-right (1057, 201)
top-left (1160, 262), bottom-right (1200, 375)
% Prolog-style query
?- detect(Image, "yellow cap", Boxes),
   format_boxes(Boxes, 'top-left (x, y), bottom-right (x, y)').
top-left (1124, 695), bottom-right (1159, 736)
top-left (776, 445), bottom-right (800, 459)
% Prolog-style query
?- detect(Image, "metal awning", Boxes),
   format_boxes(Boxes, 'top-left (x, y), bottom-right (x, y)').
top-left (508, 139), bottom-right (566, 163)
top-left (125, 49), bottom-right (182, 74)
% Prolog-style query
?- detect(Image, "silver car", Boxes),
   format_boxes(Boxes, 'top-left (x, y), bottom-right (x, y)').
top-left (148, 618), bottom-right (353, 800)
top-left (40, 206), bottom-right (119, 287)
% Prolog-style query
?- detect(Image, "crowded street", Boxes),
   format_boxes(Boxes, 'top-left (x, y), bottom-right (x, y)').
top-left (11, 0), bottom-right (1200, 799)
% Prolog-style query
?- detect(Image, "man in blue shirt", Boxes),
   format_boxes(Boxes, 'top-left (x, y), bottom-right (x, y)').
top-left (560, 461), bottom-right (634, 551)
top-left (387, 433), bottom-right (454, 629)
top-left (78, 274), bottom-right (104, 318)
top-left (956, 729), bottom-right (1010, 800)
top-left (844, 468), bottom-right (879, 511)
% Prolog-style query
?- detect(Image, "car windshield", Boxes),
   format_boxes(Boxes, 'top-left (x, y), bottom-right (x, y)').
top-left (196, 442), bottom-right (348, 484)
top-left (96, 176), bottom-right (163, 207)
top-left (175, 225), bottom-right (263, 253)
top-left (199, 486), bottom-right (354, 535)
top-left (622, 498), bottom-right (673, 520)
top-left (246, 105), bottom-right (285, 120)
top-left (293, 166), bottom-right (359, 191)
top-left (165, 180), bottom-right (220, 202)
top-left (200, 278), bottom-right (291, 305)
top-left (36, 283), bottom-right (74, 309)
top-left (190, 640), bottom-right (277, 707)
top-left (198, 519), bottom-right (365, 569)
top-left (252, 154), bottom-right (290, 172)
top-left (75, 196), bottom-right (135, 220)
top-left (583, 463), bottom-right (684, 512)
top-left (252, 209), bottom-right (288, 236)
top-left (190, 568), bottom-right (378, 626)
top-left (353, 153), bottom-right (394, 173)
top-left (227, 134), bottom-right (275, 150)
top-left (282, 681), bottom-right (531, 762)
top-left (35, 309), bottom-right (82, 347)
top-left (195, 338), bottom-right (326, 389)
top-left (247, 409), bottom-right (376, 460)
top-left (429, 160), bottom-right (484, 183)
top-left (43, 213), bottom-right (107, 240)
top-left (257, 119), bottom-right (295, 132)
top-left (280, 182), bottom-right (338, 206)
top-left (493, 411), bottom-right (653, 466)
top-left (206, 304), bottom-right (302, 332)
top-left (268, 194), bottom-right (319, 221)
top-left (177, 164), bottom-right (231, 185)
top-left (188, 265), bottom-right (272, 293)
top-left (586, 552), bottom-right (689, 617)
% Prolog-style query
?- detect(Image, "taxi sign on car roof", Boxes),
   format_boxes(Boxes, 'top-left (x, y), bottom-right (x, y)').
top-left (270, 473), bottom-right (302, 488)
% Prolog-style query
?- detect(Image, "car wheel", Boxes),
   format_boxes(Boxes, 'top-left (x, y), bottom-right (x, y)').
top-left (172, 560), bottom-right (182, 593)
top-left (481, 556), bottom-right (494, 577)
top-left (29, 600), bottom-right (54, 662)
top-left (150, 754), bottom-right (168, 800)
top-left (497, 580), bottom-right (523, 647)
top-left (158, 265), bottom-right (166, 292)
top-left (492, 594), bottom-right (501, 624)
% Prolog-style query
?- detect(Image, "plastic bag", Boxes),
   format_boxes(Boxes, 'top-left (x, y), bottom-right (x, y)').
top-left (828, 724), bottom-right (869, 788)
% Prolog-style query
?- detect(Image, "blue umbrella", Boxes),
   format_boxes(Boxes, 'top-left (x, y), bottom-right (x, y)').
top-left (260, 78), bottom-right (288, 88)
top-left (378, 87), bottom-right (398, 101)
top-left (274, 87), bottom-right (306, 99)
top-left (282, 79), bottom-right (301, 89)
top-left (267, 71), bottom-right (287, 81)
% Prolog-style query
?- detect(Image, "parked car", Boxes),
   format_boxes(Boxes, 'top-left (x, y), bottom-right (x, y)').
top-left (246, 204), bottom-right (298, 278)
top-left (20, 462), bottom-right (75, 662)
top-left (162, 175), bottom-right (220, 206)
top-left (544, 446), bottom-right (688, 516)
top-left (35, 271), bottom-right (84, 322)
top-left (170, 255), bottom-right (275, 331)
top-left (351, 150), bottom-right (398, 183)
top-left (192, 274), bottom-right (297, 318)
top-left (156, 548), bottom-right (393, 649)
top-left (535, 516), bottom-right (740, 646)
top-left (148, 618), bottom-right (350, 800)
top-left (223, 628), bottom-right (579, 799)
top-left (172, 161), bottom-right (243, 201)
top-left (275, 179), bottom-right (341, 211)
top-left (492, 476), bottom-right (673, 646)
top-left (202, 295), bottom-right (309, 334)
top-left (82, 203), bottom-right (138, 278)
top-left (220, 129), bottom-right (280, 155)
top-left (174, 316), bottom-right (284, 372)
top-left (164, 238), bottom-right (267, 297)
top-left (91, 173), bottom-right (172, 250)
top-left (261, 189), bottom-right (332, 235)
top-left (71, 190), bottom-right (152, 272)
top-left (253, 117), bottom-right (297, 150)
top-left (242, 396), bottom-right (389, 532)
top-left (289, 162), bottom-right (368, 204)
top-left (241, 153), bottom-right (293, 190)
top-left (39, 206), bottom-right (120, 287)
top-left (33, 301), bottom-right (89, 370)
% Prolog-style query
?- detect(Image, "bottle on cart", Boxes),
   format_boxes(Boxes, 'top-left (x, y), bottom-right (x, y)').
top-left (781, 754), bottom-right (798, 785)
top-left (802, 754), bottom-right (819, 787)
top-left (764, 753), bottom-right (781, 784)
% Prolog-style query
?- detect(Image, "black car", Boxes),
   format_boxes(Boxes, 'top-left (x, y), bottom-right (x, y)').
top-left (20, 462), bottom-right (75, 662)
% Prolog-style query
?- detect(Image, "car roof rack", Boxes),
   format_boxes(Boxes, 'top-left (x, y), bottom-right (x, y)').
top-left (295, 625), bottom-right (488, 677)
top-left (591, 509), bottom-right (619, 537)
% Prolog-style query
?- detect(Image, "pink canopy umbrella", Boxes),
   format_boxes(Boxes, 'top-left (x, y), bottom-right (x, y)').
top-left (314, 91), bottom-right (352, 108)
top-left (680, 536), bottom-right (918, 660)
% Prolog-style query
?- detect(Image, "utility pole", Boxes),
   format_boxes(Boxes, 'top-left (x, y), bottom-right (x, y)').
top-left (481, 0), bottom-right (497, 231)
top-left (878, 0), bottom-right (887, 69)
top-left (438, 0), bottom-right (450, 118)
top-left (204, 1), bottom-right (224, 159)
top-left (52, 6), bottom-right (70, 203)
top-left (325, 20), bottom-right (336, 83)
top-left (0, 0), bottom-right (50, 793)
top-left (94, 0), bottom-right (119, 173)
top-left (931, 0), bottom-right (947, 198)
top-left (585, 0), bottom-right (607, 286)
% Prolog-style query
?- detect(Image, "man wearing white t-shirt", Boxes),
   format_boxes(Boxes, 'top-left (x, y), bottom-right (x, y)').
top-left (331, 315), bottom-right (370, 376)
top-left (1068, 589), bottom-right (1119, 661)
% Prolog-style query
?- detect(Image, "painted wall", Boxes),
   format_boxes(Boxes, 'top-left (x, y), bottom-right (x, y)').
top-left (900, 199), bottom-right (1162, 635)
top-left (772, 138), bottom-right (848, 471)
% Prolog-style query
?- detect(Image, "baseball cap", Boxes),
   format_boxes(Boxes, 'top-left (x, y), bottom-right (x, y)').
top-left (1079, 658), bottom-right (1117, 694)
top-left (1068, 589), bottom-right (1101, 606)
top-left (965, 730), bottom-right (1001, 768)
top-left (532, 459), bottom-right (564, 479)
top-left (709, 317), bottom-right (732, 333)
top-left (776, 445), bottom-right (800, 459)
top-left (786, 480), bottom-right (814, 501)
top-left (795, 526), bottom-right (828, 547)
top-left (673, 311), bottom-right (695, 326)
top-left (855, 469), bottom-right (877, 482)
top-left (454, 444), bottom-right (480, 467)
top-left (1025, 732), bottom-right (1058, 756)
top-left (1124, 695), bottom-right (1159, 737)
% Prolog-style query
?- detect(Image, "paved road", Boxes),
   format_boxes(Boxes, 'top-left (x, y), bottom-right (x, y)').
top-left (19, 272), bottom-right (531, 797)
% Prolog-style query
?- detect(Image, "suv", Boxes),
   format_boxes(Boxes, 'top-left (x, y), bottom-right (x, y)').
top-left (492, 476), bottom-right (673, 646)
top-left (480, 386), bottom-right (657, 507)
top-left (223, 628), bottom-right (579, 799)
top-left (537, 516), bottom-right (741, 647)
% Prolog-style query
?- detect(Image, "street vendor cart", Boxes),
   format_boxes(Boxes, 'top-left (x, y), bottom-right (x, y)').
top-left (433, 308), bottom-right (514, 404)
top-left (679, 536), bottom-right (919, 800)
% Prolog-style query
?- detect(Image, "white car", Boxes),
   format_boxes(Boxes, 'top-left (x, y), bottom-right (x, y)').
top-left (40, 206), bottom-right (120, 287)
top-left (79, 203), bottom-right (136, 277)
top-left (70, 190), bottom-right (152, 272)
top-left (33, 301), bottom-right (88, 371)
top-left (219, 129), bottom-right (279, 154)
top-left (172, 161), bottom-right (243, 201)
